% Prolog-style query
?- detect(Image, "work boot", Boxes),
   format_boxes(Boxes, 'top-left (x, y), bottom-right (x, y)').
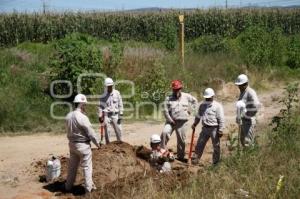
top-left (176, 157), bottom-right (188, 163)
top-left (191, 157), bottom-right (199, 165)
top-left (191, 154), bottom-right (200, 165)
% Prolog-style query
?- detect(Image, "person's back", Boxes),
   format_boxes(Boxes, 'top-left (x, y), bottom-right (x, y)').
top-left (66, 109), bottom-right (91, 143)
top-left (65, 94), bottom-right (100, 193)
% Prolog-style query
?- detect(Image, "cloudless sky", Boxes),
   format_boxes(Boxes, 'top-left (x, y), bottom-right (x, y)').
top-left (0, 0), bottom-right (299, 12)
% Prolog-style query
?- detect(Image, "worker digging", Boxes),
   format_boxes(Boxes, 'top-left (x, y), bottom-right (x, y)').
top-left (98, 77), bottom-right (124, 144)
top-left (160, 80), bottom-right (198, 163)
top-left (191, 88), bottom-right (225, 165)
top-left (149, 134), bottom-right (175, 173)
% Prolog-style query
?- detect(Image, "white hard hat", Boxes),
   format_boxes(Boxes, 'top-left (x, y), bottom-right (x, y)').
top-left (236, 100), bottom-right (246, 109)
top-left (73, 94), bottom-right (87, 103)
top-left (104, 77), bottom-right (114, 86)
top-left (203, 88), bottom-right (215, 98)
top-left (150, 134), bottom-right (161, 144)
top-left (235, 74), bottom-right (248, 85)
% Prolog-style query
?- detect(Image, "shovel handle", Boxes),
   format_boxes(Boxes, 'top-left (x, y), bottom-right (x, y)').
top-left (100, 125), bottom-right (104, 141)
top-left (188, 129), bottom-right (196, 160)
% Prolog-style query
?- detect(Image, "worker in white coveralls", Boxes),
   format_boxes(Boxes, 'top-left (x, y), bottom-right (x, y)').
top-left (191, 88), bottom-right (225, 165)
top-left (65, 94), bottom-right (100, 193)
top-left (149, 134), bottom-right (175, 173)
top-left (161, 80), bottom-right (198, 162)
top-left (235, 74), bottom-right (260, 147)
top-left (98, 77), bottom-right (124, 144)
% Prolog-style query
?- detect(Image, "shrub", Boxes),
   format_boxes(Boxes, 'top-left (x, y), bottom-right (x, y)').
top-left (103, 37), bottom-right (124, 79)
top-left (191, 35), bottom-right (229, 54)
top-left (270, 83), bottom-right (300, 152)
top-left (286, 35), bottom-right (300, 69)
top-left (237, 26), bottom-right (286, 66)
top-left (237, 26), bottom-right (271, 66)
top-left (50, 33), bottom-right (103, 97)
top-left (269, 27), bottom-right (286, 66)
top-left (161, 22), bottom-right (178, 50)
top-left (136, 62), bottom-right (168, 105)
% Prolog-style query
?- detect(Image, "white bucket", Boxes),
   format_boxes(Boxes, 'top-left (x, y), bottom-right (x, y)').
top-left (46, 156), bottom-right (61, 182)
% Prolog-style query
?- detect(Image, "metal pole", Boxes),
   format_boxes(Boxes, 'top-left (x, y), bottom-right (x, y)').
top-left (179, 15), bottom-right (184, 66)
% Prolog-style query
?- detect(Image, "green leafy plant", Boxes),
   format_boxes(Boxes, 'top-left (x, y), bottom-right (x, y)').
top-left (270, 83), bottom-right (299, 151)
top-left (50, 33), bottom-right (103, 97)
top-left (269, 27), bottom-right (286, 66)
top-left (286, 35), bottom-right (300, 69)
top-left (136, 62), bottom-right (168, 105)
top-left (161, 22), bottom-right (177, 50)
top-left (238, 26), bottom-right (271, 66)
top-left (191, 35), bottom-right (229, 54)
top-left (103, 36), bottom-right (124, 79)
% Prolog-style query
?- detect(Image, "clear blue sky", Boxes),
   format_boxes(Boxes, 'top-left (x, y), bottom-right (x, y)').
top-left (0, 0), bottom-right (299, 12)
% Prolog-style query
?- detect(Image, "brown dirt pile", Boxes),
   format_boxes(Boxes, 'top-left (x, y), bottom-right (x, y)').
top-left (35, 141), bottom-right (192, 199)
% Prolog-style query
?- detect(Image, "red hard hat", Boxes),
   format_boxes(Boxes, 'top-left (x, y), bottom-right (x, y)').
top-left (171, 80), bottom-right (183, 89)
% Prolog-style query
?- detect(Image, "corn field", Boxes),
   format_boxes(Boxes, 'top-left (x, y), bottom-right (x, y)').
top-left (0, 8), bottom-right (300, 47)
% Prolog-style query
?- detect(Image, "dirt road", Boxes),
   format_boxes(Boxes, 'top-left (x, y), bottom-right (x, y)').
top-left (0, 87), bottom-right (284, 199)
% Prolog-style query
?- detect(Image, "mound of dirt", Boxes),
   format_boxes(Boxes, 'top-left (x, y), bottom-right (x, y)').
top-left (36, 141), bottom-right (192, 198)
top-left (92, 142), bottom-right (152, 188)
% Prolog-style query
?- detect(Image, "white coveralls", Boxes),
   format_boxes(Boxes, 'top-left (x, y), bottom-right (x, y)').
top-left (194, 101), bottom-right (225, 164)
top-left (238, 86), bottom-right (260, 147)
top-left (65, 108), bottom-right (100, 192)
top-left (161, 92), bottom-right (197, 160)
top-left (98, 89), bottom-right (124, 144)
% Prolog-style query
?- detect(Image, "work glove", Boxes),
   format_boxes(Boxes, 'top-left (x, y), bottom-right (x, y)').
top-left (168, 150), bottom-right (175, 162)
top-left (117, 114), bottom-right (123, 125)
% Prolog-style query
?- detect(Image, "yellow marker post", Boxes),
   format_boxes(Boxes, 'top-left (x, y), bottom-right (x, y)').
top-left (179, 15), bottom-right (184, 66)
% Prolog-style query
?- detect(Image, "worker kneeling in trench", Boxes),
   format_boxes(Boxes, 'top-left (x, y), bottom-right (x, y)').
top-left (149, 134), bottom-right (175, 173)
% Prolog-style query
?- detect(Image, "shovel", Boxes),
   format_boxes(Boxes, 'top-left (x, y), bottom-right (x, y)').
top-left (99, 124), bottom-right (105, 146)
top-left (188, 128), bottom-right (196, 164)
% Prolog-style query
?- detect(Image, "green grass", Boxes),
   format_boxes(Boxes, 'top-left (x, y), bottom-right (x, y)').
top-left (169, 142), bottom-right (300, 198)
top-left (0, 42), bottom-right (59, 132)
